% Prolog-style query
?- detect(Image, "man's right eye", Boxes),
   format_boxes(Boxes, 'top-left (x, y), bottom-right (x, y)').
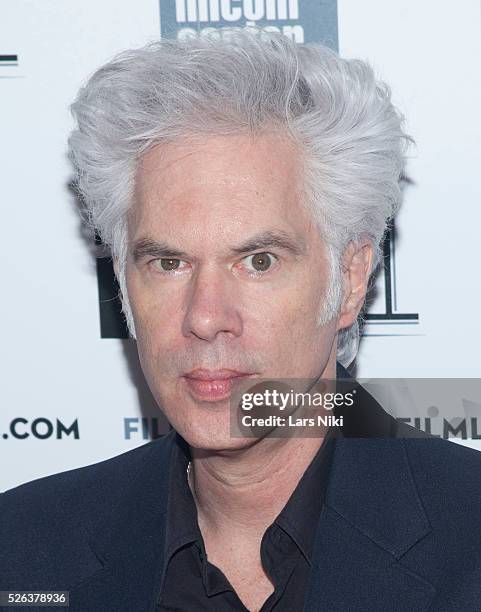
top-left (159, 258), bottom-right (180, 271)
top-left (151, 258), bottom-right (189, 273)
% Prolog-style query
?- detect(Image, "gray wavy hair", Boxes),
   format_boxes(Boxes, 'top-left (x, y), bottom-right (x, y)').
top-left (68, 28), bottom-right (411, 368)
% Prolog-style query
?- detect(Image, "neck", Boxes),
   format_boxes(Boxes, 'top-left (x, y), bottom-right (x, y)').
top-left (190, 435), bottom-right (327, 542)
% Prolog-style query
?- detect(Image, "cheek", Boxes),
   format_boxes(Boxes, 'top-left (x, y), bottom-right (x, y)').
top-left (248, 288), bottom-right (322, 351)
top-left (260, 280), bottom-right (331, 356)
top-left (127, 266), bottom-right (180, 328)
top-left (270, 279), bottom-right (324, 329)
top-left (127, 273), bottom-right (184, 367)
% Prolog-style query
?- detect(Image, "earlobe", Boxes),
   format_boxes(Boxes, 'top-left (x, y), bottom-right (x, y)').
top-left (337, 241), bottom-right (373, 331)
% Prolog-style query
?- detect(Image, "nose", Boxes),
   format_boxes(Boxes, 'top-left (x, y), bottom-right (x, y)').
top-left (182, 264), bottom-right (243, 342)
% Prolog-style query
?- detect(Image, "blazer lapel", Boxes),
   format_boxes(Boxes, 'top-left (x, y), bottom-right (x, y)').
top-left (303, 436), bottom-right (436, 611)
top-left (68, 429), bottom-right (176, 612)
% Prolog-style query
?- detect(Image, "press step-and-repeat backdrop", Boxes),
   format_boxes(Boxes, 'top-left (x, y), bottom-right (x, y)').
top-left (1, 0), bottom-right (480, 491)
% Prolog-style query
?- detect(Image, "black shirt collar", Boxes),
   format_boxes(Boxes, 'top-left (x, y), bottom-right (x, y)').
top-left (273, 430), bottom-right (336, 563)
top-left (164, 432), bottom-right (198, 560)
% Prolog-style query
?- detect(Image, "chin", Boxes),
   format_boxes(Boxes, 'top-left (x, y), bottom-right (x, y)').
top-left (174, 417), bottom-right (259, 453)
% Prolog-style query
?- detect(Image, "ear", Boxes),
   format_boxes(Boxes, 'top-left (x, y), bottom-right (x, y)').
top-left (337, 241), bottom-right (374, 331)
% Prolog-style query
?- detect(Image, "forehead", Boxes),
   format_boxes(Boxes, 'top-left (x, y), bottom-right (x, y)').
top-left (130, 131), bottom-right (312, 246)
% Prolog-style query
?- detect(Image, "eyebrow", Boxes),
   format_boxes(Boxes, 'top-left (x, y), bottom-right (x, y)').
top-left (230, 230), bottom-right (307, 257)
top-left (131, 238), bottom-right (189, 263)
top-left (131, 230), bottom-right (307, 263)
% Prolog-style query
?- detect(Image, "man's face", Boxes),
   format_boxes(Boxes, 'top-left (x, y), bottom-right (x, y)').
top-left (126, 132), bottom-right (339, 450)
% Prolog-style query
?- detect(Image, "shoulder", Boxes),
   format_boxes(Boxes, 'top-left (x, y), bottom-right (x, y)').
top-left (394, 416), bottom-right (481, 493)
top-left (404, 434), bottom-right (481, 501)
top-left (0, 431), bottom-right (175, 562)
top-left (393, 417), bottom-right (481, 506)
top-left (2, 431), bottom-right (171, 505)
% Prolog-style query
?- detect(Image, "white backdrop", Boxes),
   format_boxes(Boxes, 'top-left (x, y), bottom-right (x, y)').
top-left (1, 0), bottom-right (480, 492)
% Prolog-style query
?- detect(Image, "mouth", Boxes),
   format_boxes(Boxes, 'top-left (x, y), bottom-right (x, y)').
top-left (183, 369), bottom-right (255, 403)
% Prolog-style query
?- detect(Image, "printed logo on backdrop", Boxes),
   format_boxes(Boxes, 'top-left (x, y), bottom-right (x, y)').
top-left (160, 0), bottom-right (338, 46)
top-left (0, 54), bottom-right (21, 79)
top-left (365, 220), bottom-right (419, 332)
top-left (96, 0), bottom-right (418, 339)
top-left (1, 418), bottom-right (79, 440)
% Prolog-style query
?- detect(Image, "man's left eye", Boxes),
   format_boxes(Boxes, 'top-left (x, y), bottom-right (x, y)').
top-left (242, 252), bottom-right (277, 273)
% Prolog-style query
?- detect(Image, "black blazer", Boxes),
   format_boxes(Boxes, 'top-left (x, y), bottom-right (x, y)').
top-left (1, 378), bottom-right (481, 611)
